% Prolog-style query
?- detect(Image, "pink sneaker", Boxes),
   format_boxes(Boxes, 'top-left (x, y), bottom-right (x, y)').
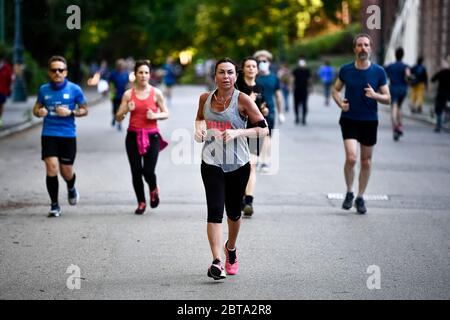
top-left (224, 241), bottom-right (239, 275)
top-left (150, 187), bottom-right (160, 208)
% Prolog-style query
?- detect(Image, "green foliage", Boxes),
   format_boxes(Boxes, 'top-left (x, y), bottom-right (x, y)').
top-left (23, 51), bottom-right (48, 93)
top-left (287, 23), bottom-right (361, 61)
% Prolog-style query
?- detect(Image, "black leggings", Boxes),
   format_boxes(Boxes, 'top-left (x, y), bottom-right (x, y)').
top-left (201, 161), bottom-right (250, 223)
top-left (294, 92), bottom-right (308, 122)
top-left (126, 132), bottom-right (160, 203)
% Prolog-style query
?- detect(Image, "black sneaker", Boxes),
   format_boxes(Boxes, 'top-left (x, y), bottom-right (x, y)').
top-left (342, 192), bottom-right (354, 210)
top-left (207, 259), bottom-right (226, 280)
top-left (354, 197), bottom-right (367, 214)
top-left (68, 188), bottom-right (79, 205)
top-left (135, 202), bottom-right (146, 215)
top-left (243, 195), bottom-right (254, 217)
top-left (393, 130), bottom-right (400, 141)
top-left (48, 203), bottom-right (61, 217)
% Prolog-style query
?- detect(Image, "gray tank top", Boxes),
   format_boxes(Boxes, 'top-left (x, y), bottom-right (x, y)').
top-left (202, 89), bottom-right (249, 172)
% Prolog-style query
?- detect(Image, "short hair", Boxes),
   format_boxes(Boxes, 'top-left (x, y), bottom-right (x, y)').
top-left (253, 50), bottom-right (273, 62)
top-left (353, 33), bottom-right (373, 48)
top-left (395, 47), bottom-right (404, 61)
top-left (134, 59), bottom-right (151, 73)
top-left (48, 55), bottom-right (67, 68)
top-left (417, 56), bottom-right (424, 65)
top-left (214, 57), bottom-right (237, 75)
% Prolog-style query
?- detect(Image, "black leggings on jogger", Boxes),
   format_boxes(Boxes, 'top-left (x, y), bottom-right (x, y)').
top-left (201, 161), bottom-right (251, 224)
top-left (126, 131), bottom-right (160, 203)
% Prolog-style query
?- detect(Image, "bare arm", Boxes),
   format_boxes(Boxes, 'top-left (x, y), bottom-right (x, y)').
top-left (115, 89), bottom-right (132, 122)
top-left (275, 89), bottom-right (284, 115)
top-left (194, 93), bottom-right (208, 143)
top-left (365, 84), bottom-right (391, 105)
top-left (148, 88), bottom-right (169, 120)
top-left (332, 78), bottom-right (349, 111)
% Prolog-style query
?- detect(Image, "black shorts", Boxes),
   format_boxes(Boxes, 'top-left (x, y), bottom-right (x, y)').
top-left (201, 161), bottom-right (250, 223)
top-left (41, 136), bottom-right (77, 165)
top-left (339, 117), bottom-right (378, 147)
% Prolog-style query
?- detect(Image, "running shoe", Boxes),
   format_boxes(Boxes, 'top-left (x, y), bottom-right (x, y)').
top-left (150, 187), bottom-right (160, 208)
top-left (135, 202), bottom-right (146, 215)
top-left (260, 163), bottom-right (269, 174)
top-left (342, 192), bottom-right (354, 210)
top-left (224, 241), bottom-right (239, 275)
top-left (243, 203), bottom-right (254, 217)
top-left (68, 188), bottom-right (80, 205)
top-left (355, 197), bottom-right (367, 214)
top-left (207, 259), bottom-right (226, 280)
top-left (48, 203), bottom-right (61, 217)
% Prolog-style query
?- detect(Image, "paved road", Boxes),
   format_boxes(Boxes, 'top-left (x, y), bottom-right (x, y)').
top-left (0, 85), bottom-right (449, 300)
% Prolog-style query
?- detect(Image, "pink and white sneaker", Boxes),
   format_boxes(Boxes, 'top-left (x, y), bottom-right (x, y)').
top-left (224, 241), bottom-right (239, 275)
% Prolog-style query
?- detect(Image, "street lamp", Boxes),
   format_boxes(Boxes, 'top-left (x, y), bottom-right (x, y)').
top-left (12, 0), bottom-right (27, 102)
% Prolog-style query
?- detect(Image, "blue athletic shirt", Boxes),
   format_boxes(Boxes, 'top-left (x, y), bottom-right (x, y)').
top-left (385, 61), bottom-right (409, 88)
top-left (338, 62), bottom-right (387, 121)
top-left (256, 73), bottom-right (280, 116)
top-left (37, 79), bottom-right (87, 137)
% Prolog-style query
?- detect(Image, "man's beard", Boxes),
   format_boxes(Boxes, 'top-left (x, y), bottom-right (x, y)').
top-left (358, 52), bottom-right (368, 60)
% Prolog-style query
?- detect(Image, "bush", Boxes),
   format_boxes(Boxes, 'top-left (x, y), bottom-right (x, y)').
top-left (287, 23), bottom-right (361, 61)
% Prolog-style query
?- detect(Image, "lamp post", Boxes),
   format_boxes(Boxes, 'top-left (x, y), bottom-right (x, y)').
top-left (12, 0), bottom-right (27, 102)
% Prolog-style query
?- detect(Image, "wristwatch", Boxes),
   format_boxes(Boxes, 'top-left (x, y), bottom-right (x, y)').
top-left (71, 110), bottom-right (75, 117)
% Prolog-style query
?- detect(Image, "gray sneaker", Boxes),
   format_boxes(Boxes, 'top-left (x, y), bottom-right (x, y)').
top-left (342, 192), bottom-right (354, 210)
top-left (68, 188), bottom-right (80, 205)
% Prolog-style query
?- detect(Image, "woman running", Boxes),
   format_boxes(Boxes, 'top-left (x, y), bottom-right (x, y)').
top-left (116, 59), bottom-right (169, 214)
top-left (194, 58), bottom-right (268, 280)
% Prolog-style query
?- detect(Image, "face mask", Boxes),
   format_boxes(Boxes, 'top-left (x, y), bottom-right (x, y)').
top-left (298, 59), bottom-right (306, 67)
top-left (258, 61), bottom-right (269, 73)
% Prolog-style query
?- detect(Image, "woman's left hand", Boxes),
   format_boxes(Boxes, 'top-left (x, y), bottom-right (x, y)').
top-left (147, 110), bottom-right (157, 120)
top-left (223, 129), bottom-right (242, 143)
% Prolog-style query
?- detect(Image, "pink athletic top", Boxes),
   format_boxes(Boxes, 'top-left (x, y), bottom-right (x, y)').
top-left (127, 87), bottom-right (168, 155)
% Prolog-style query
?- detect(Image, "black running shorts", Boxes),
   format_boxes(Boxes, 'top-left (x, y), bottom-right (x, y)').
top-left (339, 117), bottom-right (378, 147)
top-left (201, 161), bottom-right (250, 223)
top-left (41, 136), bottom-right (77, 165)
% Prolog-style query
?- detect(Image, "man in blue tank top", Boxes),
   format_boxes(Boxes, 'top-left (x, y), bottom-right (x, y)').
top-left (332, 34), bottom-right (391, 214)
top-left (32, 55), bottom-right (88, 217)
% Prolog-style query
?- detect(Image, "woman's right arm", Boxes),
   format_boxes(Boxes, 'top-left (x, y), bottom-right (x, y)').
top-left (115, 90), bottom-right (132, 122)
top-left (194, 93), bottom-right (208, 143)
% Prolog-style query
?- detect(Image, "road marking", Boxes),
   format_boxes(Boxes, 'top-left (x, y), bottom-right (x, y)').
top-left (327, 193), bottom-right (390, 201)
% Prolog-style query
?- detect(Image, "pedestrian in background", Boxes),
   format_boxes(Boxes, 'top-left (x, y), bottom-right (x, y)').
top-left (236, 56), bottom-right (269, 217)
top-left (409, 56), bottom-right (428, 114)
top-left (0, 52), bottom-right (13, 127)
top-left (431, 56), bottom-right (450, 133)
top-left (32, 55), bottom-right (88, 217)
top-left (277, 61), bottom-right (292, 113)
top-left (317, 59), bottom-right (335, 106)
top-left (115, 60), bottom-right (169, 215)
top-left (292, 55), bottom-right (312, 125)
top-left (332, 34), bottom-right (391, 214)
top-left (109, 59), bottom-right (129, 131)
top-left (385, 47), bottom-right (410, 141)
top-left (162, 56), bottom-right (178, 107)
top-left (194, 58), bottom-right (268, 280)
top-left (254, 49), bottom-right (284, 173)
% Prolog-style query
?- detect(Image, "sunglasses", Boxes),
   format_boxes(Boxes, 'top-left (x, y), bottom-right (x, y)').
top-left (50, 68), bottom-right (66, 73)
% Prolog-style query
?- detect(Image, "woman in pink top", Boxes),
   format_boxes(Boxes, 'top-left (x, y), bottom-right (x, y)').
top-left (116, 60), bottom-right (169, 214)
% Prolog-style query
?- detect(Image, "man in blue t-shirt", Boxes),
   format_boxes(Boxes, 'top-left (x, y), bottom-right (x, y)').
top-left (109, 58), bottom-right (129, 131)
top-left (385, 47), bottom-right (410, 141)
top-left (317, 60), bottom-right (335, 106)
top-left (332, 34), bottom-right (391, 214)
top-left (33, 55), bottom-right (88, 217)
